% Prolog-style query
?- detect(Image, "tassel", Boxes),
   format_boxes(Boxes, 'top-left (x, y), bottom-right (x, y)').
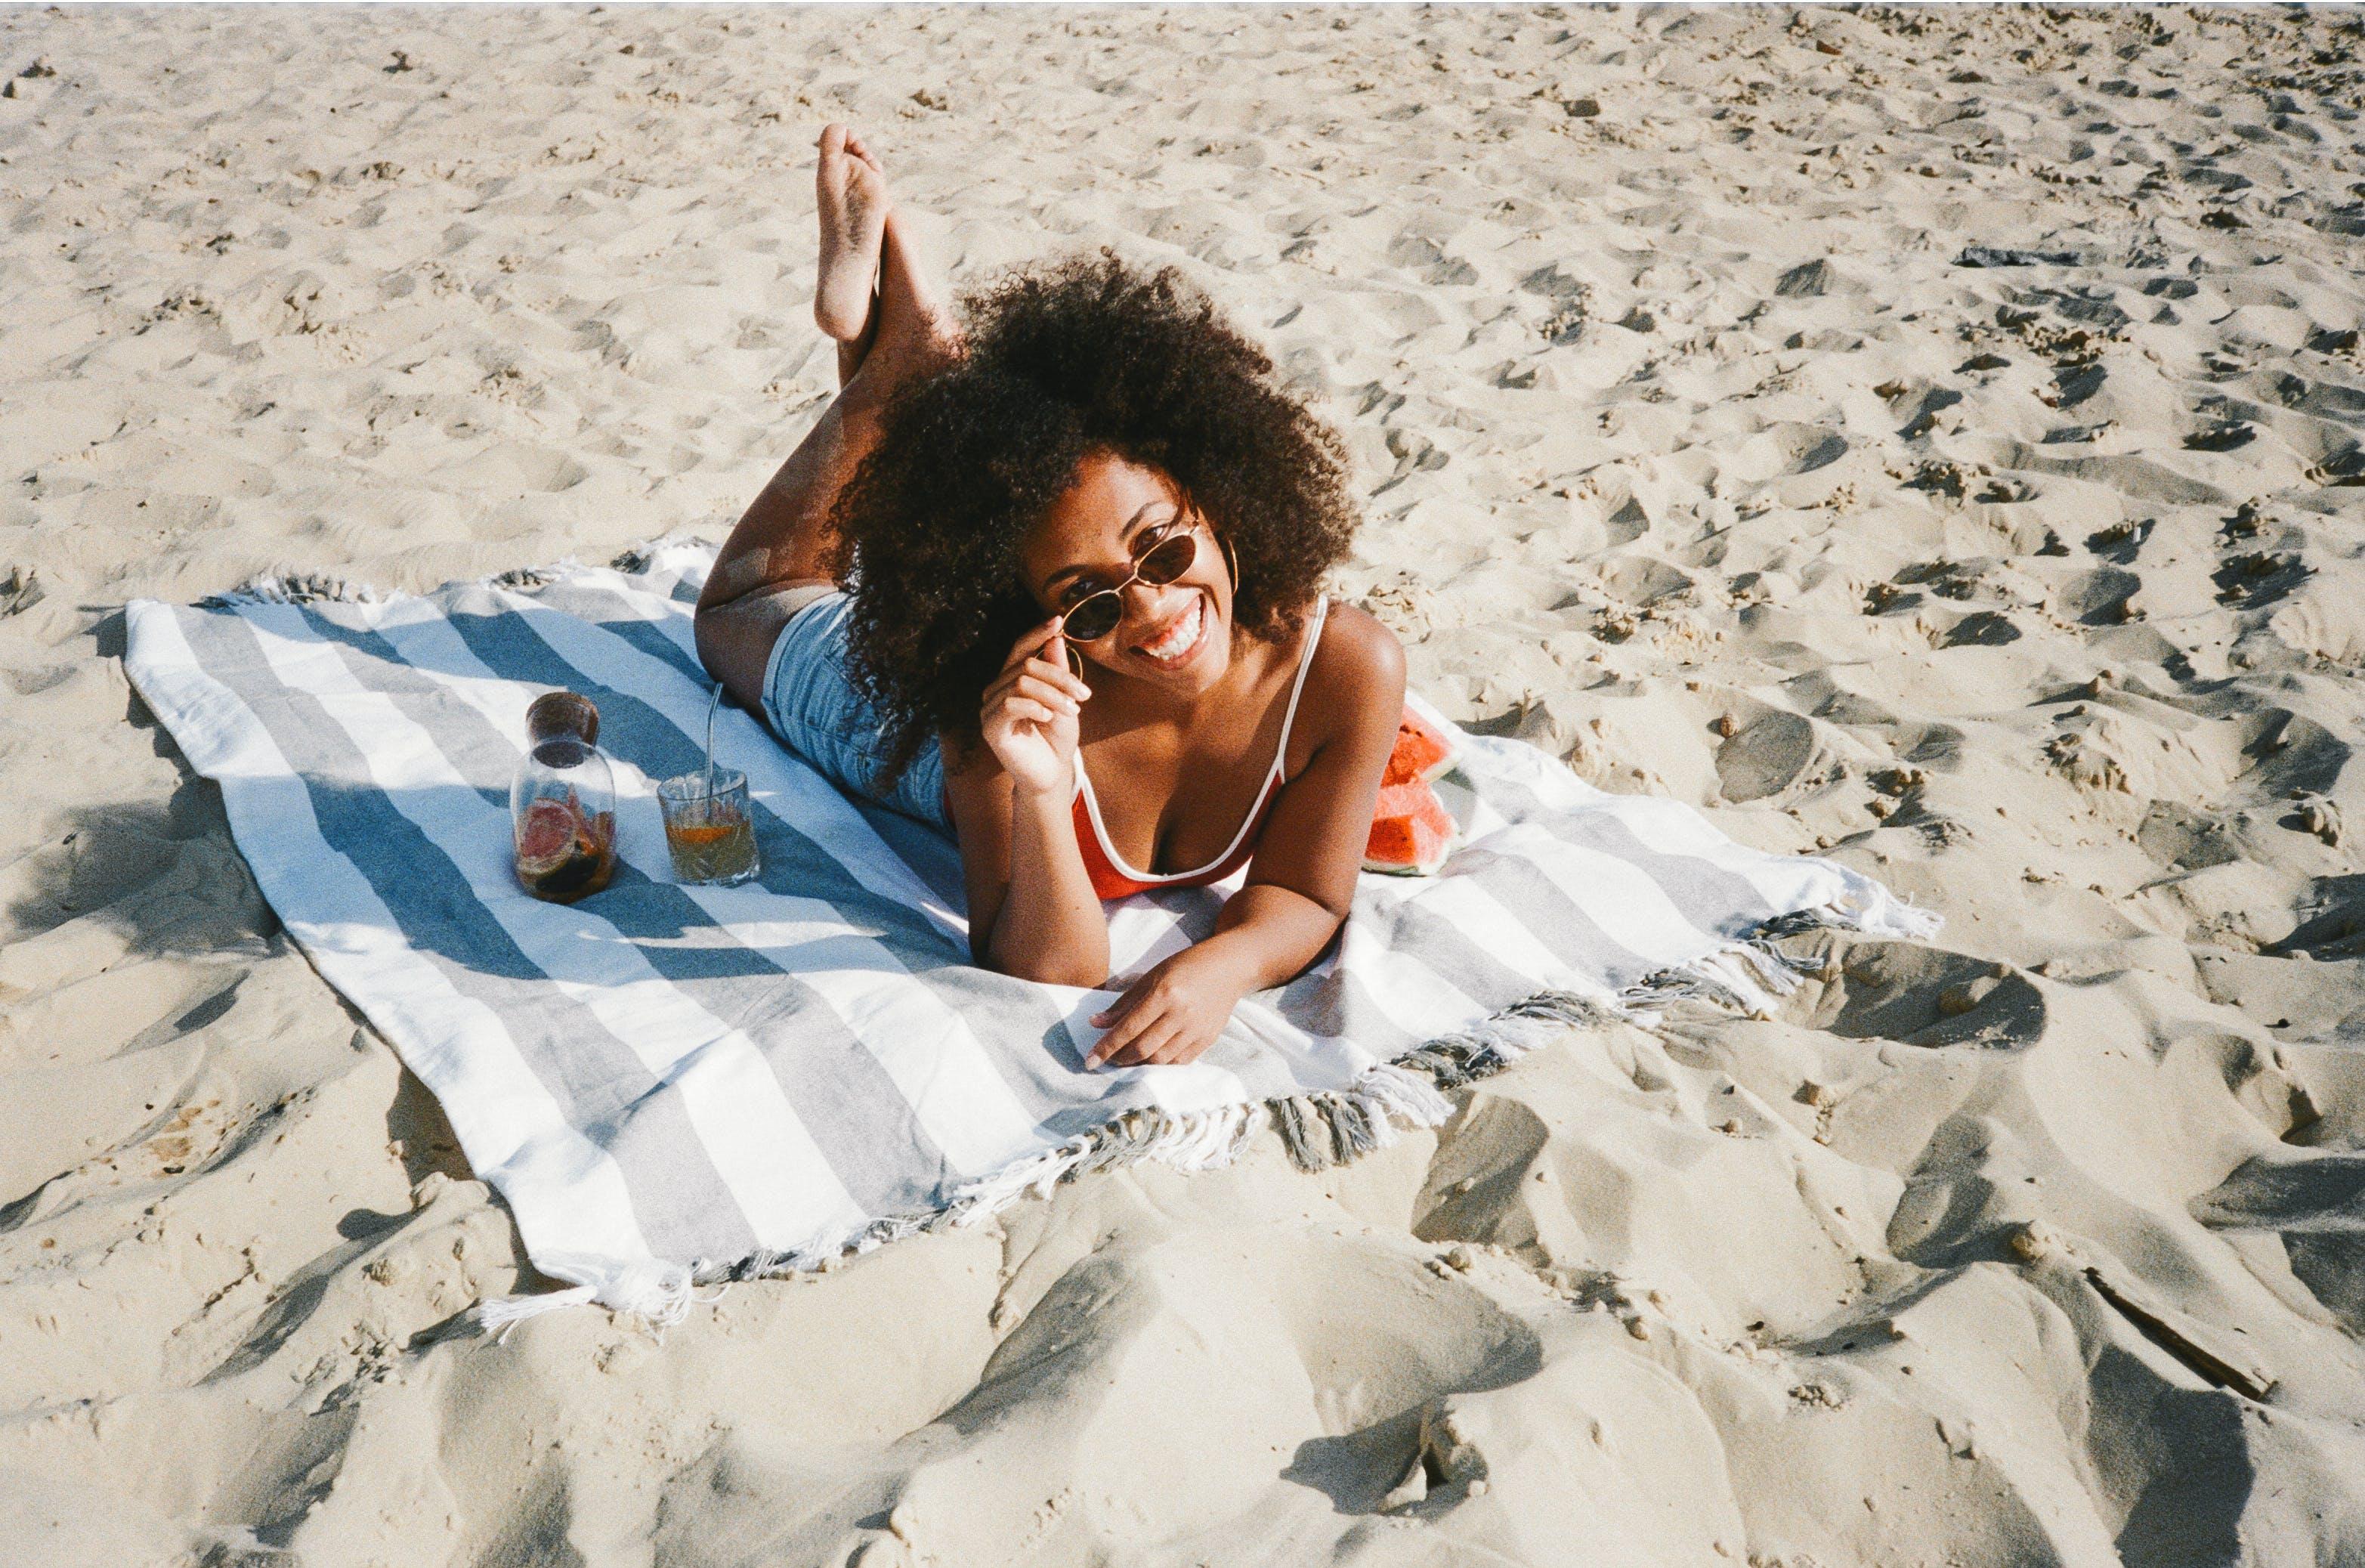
top-left (471, 1283), bottom-right (598, 1341)
top-left (1816, 877), bottom-right (1943, 941)
top-left (1356, 1062), bottom-right (1456, 1126)
top-left (1274, 1096), bottom-right (1327, 1172)
top-left (1328, 1093), bottom-right (1373, 1160)
top-left (467, 1256), bottom-right (694, 1338)
top-left (200, 571), bottom-right (382, 609)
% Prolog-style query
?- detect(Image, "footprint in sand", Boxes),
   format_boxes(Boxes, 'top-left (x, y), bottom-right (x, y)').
top-left (1714, 710), bottom-right (1816, 803)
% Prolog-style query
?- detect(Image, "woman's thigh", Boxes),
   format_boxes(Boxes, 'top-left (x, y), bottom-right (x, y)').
top-left (761, 591), bottom-right (951, 833)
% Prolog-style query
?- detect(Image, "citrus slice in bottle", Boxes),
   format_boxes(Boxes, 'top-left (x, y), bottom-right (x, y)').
top-left (517, 797), bottom-right (581, 869)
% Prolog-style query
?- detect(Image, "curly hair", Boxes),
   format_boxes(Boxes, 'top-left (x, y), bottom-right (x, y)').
top-left (828, 251), bottom-right (1360, 784)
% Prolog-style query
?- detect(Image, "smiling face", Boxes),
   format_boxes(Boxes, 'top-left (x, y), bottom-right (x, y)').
top-left (1021, 450), bottom-right (1235, 695)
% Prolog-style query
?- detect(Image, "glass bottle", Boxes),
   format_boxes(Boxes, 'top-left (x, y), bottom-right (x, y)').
top-left (511, 691), bottom-right (617, 903)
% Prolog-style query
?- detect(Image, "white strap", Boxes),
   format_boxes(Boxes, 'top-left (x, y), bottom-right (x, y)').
top-left (1074, 595), bottom-right (1331, 884)
top-left (1268, 595), bottom-right (1330, 784)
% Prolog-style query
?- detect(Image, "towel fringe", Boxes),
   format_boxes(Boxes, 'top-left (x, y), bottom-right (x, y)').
top-left (203, 534), bottom-right (725, 616)
top-left (466, 1255), bottom-right (694, 1339)
top-left (197, 558), bottom-right (593, 611)
top-left (608, 530), bottom-right (721, 585)
top-left (199, 571), bottom-right (384, 609)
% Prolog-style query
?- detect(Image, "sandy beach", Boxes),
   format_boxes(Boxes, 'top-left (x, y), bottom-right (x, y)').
top-left (4, 4), bottom-right (2363, 1563)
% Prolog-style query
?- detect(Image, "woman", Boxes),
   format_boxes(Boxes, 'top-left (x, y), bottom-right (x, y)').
top-left (696, 125), bottom-right (1405, 1071)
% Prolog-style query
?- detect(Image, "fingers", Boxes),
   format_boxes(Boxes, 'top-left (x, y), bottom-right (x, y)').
top-left (1143, 1033), bottom-right (1206, 1067)
top-left (1005, 617), bottom-right (1065, 666)
top-left (1000, 622), bottom-right (1094, 704)
top-left (1094, 1017), bottom-right (1179, 1069)
top-left (1087, 988), bottom-right (1139, 1031)
top-left (998, 697), bottom-right (1062, 728)
top-left (984, 647), bottom-right (1089, 716)
top-left (1016, 673), bottom-right (1078, 716)
top-left (1013, 659), bottom-right (1087, 707)
top-left (1085, 991), bottom-right (1154, 1067)
top-left (982, 668), bottom-right (1083, 719)
top-left (1085, 982), bottom-right (1203, 1069)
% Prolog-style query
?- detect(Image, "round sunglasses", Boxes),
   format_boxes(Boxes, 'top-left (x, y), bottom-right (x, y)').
top-left (1053, 518), bottom-right (1205, 646)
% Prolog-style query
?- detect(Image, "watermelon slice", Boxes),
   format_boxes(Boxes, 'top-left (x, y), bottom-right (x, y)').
top-left (1364, 776), bottom-right (1455, 876)
top-left (1382, 706), bottom-right (1457, 787)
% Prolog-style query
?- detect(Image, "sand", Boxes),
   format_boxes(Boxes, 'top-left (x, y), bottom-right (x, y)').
top-left (3, 5), bottom-right (2363, 1563)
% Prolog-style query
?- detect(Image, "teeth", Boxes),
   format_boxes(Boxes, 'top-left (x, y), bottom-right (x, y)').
top-left (1143, 596), bottom-right (1203, 660)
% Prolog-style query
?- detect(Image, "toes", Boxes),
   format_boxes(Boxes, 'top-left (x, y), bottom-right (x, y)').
top-left (817, 122), bottom-right (850, 159)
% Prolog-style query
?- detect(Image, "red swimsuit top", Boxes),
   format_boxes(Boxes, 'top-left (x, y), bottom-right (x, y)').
top-left (1071, 596), bottom-right (1329, 901)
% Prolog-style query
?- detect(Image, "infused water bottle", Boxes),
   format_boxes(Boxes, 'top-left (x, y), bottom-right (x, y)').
top-left (511, 691), bottom-right (617, 903)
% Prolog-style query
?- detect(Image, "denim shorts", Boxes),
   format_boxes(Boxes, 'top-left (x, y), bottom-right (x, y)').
top-left (761, 590), bottom-right (952, 833)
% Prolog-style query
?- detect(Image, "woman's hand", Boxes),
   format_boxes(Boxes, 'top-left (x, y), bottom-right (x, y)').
top-left (1085, 944), bottom-right (1254, 1069)
top-left (980, 620), bottom-right (1090, 799)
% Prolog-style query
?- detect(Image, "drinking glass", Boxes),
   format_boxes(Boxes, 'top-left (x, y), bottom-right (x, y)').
top-left (656, 769), bottom-right (759, 886)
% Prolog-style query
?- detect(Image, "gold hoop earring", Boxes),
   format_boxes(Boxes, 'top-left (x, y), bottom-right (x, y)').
top-left (1220, 531), bottom-right (1239, 587)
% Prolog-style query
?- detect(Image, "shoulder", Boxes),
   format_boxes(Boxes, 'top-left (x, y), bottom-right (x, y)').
top-left (1294, 598), bottom-right (1405, 750)
top-left (1307, 598), bottom-right (1405, 694)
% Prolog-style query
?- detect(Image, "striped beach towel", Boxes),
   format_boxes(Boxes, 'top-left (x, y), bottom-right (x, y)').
top-left (123, 540), bottom-right (1936, 1325)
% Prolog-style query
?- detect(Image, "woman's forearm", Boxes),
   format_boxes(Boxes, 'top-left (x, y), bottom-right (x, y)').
top-left (1196, 883), bottom-right (1345, 995)
top-left (983, 781), bottom-right (1112, 987)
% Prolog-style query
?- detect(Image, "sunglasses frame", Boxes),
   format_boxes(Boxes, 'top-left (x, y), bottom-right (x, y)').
top-left (1056, 520), bottom-right (1202, 646)
top-left (1049, 509), bottom-right (1239, 680)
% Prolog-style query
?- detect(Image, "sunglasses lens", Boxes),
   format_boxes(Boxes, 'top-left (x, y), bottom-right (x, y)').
top-left (1138, 531), bottom-right (1196, 586)
top-left (1062, 595), bottom-right (1122, 642)
top-left (1054, 527), bottom-right (1200, 643)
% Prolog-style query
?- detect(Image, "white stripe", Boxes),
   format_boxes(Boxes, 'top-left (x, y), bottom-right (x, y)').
top-left (236, 602), bottom-right (867, 1253)
top-left (1101, 888), bottom-right (1213, 982)
top-left (121, 602), bottom-right (659, 1270)
top-left (1263, 864), bottom-right (1613, 1082)
top-left (1385, 868), bottom-right (1601, 1005)
top-left (1574, 790), bottom-right (1861, 920)
top-left (1493, 821), bottom-right (1720, 969)
top-left (570, 564), bottom-right (708, 660)
top-left (1340, 915), bottom-right (1490, 1037)
top-left (636, 543), bottom-right (713, 598)
top-left (648, 881), bottom-right (1055, 1177)
top-left (1443, 703), bottom-right (1856, 944)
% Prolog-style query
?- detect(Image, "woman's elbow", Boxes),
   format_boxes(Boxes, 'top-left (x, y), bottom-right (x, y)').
top-left (693, 601), bottom-right (768, 709)
top-left (975, 936), bottom-right (1107, 988)
top-left (995, 957), bottom-right (1108, 989)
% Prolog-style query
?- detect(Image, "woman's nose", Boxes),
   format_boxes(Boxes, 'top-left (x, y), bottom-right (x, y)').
top-left (1122, 579), bottom-right (1188, 618)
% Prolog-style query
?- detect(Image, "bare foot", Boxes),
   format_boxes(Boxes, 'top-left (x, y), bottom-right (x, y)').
top-left (814, 123), bottom-right (889, 343)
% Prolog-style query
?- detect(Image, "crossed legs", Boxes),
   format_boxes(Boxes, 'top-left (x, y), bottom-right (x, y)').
top-left (694, 125), bottom-right (960, 710)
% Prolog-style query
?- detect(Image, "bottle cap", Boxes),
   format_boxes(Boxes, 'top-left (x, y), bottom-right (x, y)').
top-left (525, 690), bottom-right (601, 747)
